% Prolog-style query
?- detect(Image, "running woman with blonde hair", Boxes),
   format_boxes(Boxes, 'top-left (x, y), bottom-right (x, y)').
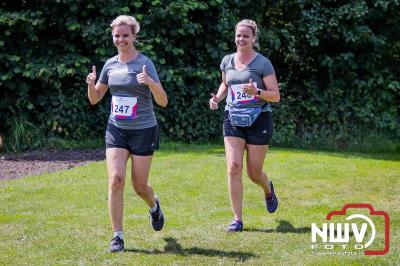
top-left (86, 15), bottom-right (168, 252)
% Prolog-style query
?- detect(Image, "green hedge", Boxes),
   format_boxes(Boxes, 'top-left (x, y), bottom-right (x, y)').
top-left (1, 0), bottom-right (399, 151)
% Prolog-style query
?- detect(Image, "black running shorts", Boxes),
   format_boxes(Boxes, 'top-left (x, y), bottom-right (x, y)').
top-left (105, 123), bottom-right (159, 156)
top-left (223, 111), bottom-right (273, 145)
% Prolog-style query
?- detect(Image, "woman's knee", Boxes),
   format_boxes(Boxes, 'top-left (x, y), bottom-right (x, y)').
top-left (109, 174), bottom-right (125, 192)
top-left (133, 182), bottom-right (149, 196)
top-left (227, 160), bottom-right (243, 177)
top-left (247, 168), bottom-right (263, 183)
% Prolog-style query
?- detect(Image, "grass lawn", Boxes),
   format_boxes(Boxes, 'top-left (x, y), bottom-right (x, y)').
top-left (0, 143), bottom-right (399, 265)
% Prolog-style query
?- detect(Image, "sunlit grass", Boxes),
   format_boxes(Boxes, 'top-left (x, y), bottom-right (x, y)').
top-left (0, 143), bottom-right (399, 265)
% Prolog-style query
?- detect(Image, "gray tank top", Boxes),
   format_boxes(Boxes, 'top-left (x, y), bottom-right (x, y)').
top-left (99, 53), bottom-right (160, 130)
top-left (220, 53), bottom-right (275, 112)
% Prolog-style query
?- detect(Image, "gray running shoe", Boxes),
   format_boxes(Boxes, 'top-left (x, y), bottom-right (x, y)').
top-left (149, 196), bottom-right (164, 231)
top-left (109, 236), bottom-right (124, 252)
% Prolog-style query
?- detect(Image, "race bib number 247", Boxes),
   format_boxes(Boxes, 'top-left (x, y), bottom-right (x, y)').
top-left (111, 96), bottom-right (138, 120)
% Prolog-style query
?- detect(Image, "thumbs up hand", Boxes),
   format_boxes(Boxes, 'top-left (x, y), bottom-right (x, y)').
top-left (86, 65), bottom-right (97, 86)
top-left (242, 78), bottom-right (257, 95)
top-left (137, 64), bottom-right (153, 86)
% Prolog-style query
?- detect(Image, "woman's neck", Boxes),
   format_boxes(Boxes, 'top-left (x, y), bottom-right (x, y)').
top-left (235, 49), bottom-right (256, 64)
top-left (118, 48), bottom-right (138, 63)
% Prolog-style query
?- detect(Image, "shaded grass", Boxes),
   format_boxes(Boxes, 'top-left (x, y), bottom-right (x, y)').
top-left (0, 143), bottom-right (399, 265)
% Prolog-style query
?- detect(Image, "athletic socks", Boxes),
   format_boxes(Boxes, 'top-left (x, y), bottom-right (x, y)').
top-left (113, 230), bottom-right (124, 240)
top-left (112, 199), bottom-right (158, 240)
top-left (150, 202), bottom-right (158, 213)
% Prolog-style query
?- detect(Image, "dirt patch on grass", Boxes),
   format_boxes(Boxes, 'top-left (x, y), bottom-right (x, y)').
top-left (0, 149), bottom-right (105, 181)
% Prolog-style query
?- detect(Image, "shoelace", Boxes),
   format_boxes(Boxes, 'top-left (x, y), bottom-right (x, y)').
top-left (112, 237), bottom-right (123, 246)
top-left (150, 209), bottom-right (160, 220)
top-left (266, 193), bottom-right (274, 202)
top-left (229, 220), bottom-right (242, 227)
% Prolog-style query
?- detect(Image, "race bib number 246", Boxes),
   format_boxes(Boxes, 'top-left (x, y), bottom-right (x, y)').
top-left (230, 82), bottom-right (258, 104)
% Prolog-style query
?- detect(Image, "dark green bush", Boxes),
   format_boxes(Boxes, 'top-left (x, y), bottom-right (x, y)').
top-left (0, 0), bottom-right (399, 151)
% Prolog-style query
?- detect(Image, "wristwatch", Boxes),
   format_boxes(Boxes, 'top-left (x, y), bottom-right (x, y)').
top-left (257, 89), bottom-right (262, 96)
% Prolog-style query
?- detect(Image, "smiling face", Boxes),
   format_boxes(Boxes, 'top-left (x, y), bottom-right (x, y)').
top-left (112, 24), bottom-right (136, 52)
top-left (235, 25), bottom-right (255, 52)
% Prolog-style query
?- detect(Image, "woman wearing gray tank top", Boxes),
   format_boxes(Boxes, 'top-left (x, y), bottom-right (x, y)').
top-left (209, 19), bottom-right (280, 232)
top-left (86, 15), bottom-right (168, 252)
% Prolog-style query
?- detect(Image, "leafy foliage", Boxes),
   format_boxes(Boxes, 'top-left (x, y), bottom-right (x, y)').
top-left (0, 0), bottom-right (399, 151)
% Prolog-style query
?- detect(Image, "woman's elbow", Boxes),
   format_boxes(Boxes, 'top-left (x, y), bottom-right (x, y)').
top-left (159, 98), bottom-right (168, 108)
top-left (88, 97), bottom-right (98, 105)
top-left (269, 92), bottom-right (280, 103)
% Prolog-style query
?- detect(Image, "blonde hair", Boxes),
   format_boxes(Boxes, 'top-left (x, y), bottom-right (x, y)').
top-left (235, 19), bottom-right (260, 50)
top-left (110, 15), bottom-right (140, 35)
